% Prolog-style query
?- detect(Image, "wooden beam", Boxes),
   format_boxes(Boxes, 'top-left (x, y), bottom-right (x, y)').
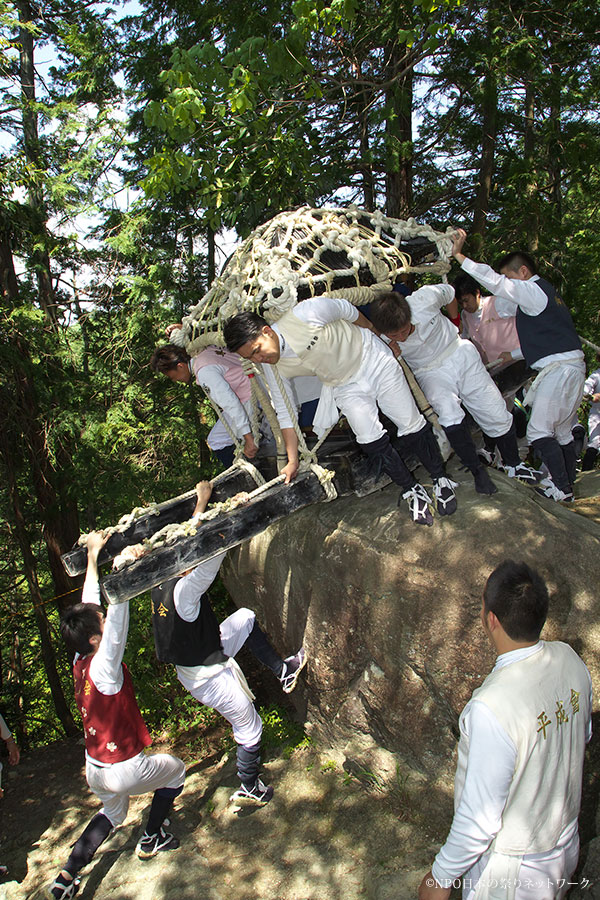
top-left (61, 466), bottom-right (266, 576)
top-left (100, 470), bottom-right (331, 604)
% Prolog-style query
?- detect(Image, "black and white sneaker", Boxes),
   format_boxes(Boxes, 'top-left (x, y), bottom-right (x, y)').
top-left (280, 648), bottom-right (307, 694)
top-left (535, 482), bottom-right (574, 503)
top-left (401, 484), bottom-right (434, 526)
top-left (477, 448), bottom-right (496, 467)
top-left (46, 873), bottom-right (81, 900)
top-left (502, 462), bottom-right (543, 485)
top-left (474, 466), bottom-right (498, 495)
top-left (433, 477), bottom-right (458, 516)
top-left (136, 826), bottom-right (180, 859)
top-left (230, 777), bottom-right (274, 805)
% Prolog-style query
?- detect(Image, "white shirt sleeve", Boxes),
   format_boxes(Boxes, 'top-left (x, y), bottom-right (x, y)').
top-left (260, 365), bottom-right (300, 429)
top-left (196, 364), bottom-right (251, 438)
top-left (0, 714), bottom-right (11, 741)
top-left (173, 552), bottom-right (226, 623)
top-left (432, 700), bottom-right (517, 885)
top-left (407, 284), bottom-right (456, 324)
top-left (292, 296), bottom-right (359, 326)
top-left (461, 259), bottom-right (548, 316)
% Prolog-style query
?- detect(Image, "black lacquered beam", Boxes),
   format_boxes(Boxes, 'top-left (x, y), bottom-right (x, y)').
top-left (61, 466), bottom-right (266, 576)
top-left (100, 470), bottom-right (329, 604)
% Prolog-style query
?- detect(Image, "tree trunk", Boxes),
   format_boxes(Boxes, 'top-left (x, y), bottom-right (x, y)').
top-left (471, 10), bottom-right (498, 252)
top-left (1, 430), bottom-right (78, 737)
top-left (523, 74), bottom-right (539, 252)
top-left (384, 46), bottom-right (414, 219)
top-left (16, 0), bottom-right (58, 327)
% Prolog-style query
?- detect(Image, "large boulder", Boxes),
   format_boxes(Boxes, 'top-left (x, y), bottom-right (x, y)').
top-left (223, 462), bottom-right (600, 778)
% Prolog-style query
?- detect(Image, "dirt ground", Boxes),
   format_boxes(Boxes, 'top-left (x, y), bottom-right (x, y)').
top-left (0, 727), bottom-right (452, 900)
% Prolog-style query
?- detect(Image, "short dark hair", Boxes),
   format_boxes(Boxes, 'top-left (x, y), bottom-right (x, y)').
top-left (496, 251), bottom-right (538, 276)
top-left (483, 560), bottom-right (549, 641)
top-left (453, 273), bottom-right (480, 300)
top-left (60, 603), bottom-right (104, 657)
top-left (369, 291), bottom-right (412, 335)
top-left (150, 344), bottom-right (190, 374)
top-left (223, 311), bottom-right (268, 352)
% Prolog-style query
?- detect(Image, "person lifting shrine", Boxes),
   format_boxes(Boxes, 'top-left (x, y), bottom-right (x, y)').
top-left (368, 285), bottom-right (541, 496)
top-left (150, 341), bottom-right (262, 467)
top-left (452, 229), bottom-right (586, 503)
top-left (418, 560), bottom-right (592, 900)
top-left (582, 354), bottom-right (600, 471)
top-left (148, 480), bottom-right (307, 805)
top-left (47, 532), bottom-right (186, 900)
top-left (150, 341), bottom-right (321, 468)
top-left (223, 295), bottom-right (459, 526)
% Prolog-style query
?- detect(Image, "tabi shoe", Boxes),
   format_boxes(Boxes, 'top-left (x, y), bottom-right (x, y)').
top-left (433, 477), bottom-right (458, 516)
top-left (280, 648), bottom-right (307, 694)
top-left (400, 484), bottom-right (434, 526)
top-left (535, 481), bottom-right (574, 503)
top-left (501, 462), bottom-right (543, 485)
top-left (473, 467), bottom-right (498, 495)
top-left (136, 825), bottom-right (180, 859)
top-left (230, 777), bottom-right (274, 805)
top-left (46, 873), bottom-right (81, 900)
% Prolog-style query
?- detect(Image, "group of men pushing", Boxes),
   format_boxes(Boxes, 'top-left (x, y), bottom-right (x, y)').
top-left (45, 230), bottom-right (591, 899)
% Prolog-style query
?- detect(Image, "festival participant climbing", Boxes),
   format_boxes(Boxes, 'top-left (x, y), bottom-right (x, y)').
top-left (149, 480), bottom-right (307, 804)
top-left (223, 297), bottom-right (458, 526)
top-left (369, 287), bottom-right (541, 496)
top-left (47, 533), bottom-right (186, 900)
top-left (452, 230), bottom-right (585, 502)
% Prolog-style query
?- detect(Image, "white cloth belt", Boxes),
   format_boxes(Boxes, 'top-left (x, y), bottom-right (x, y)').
top-left (522, 360), bottom-right (568, 407)
top-left (312, 384), bottom-right (339, 437)
top-left (472, 850), bottom-right (523, 900)
top-left (177, 656), bottom-right (255, 702)
top-left (413, 336), bottom-right (461, 373)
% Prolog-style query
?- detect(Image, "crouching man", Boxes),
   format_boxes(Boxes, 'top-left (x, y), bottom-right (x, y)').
top-left (151, 481), bottom-right (307, 804)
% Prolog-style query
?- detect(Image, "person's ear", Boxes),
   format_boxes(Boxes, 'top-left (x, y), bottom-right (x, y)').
top-left (89, 633), bottom-right (102, 651)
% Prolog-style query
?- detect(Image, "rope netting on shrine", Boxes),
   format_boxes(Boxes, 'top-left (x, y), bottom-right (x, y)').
top-left (169, 204), bottom-right (454, 354)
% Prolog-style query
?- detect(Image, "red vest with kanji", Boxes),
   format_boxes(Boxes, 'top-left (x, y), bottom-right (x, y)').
top-left (73, 657), bottom-right (151, 763)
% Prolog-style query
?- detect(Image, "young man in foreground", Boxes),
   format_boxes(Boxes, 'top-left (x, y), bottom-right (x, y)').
top-left (419, 560), bottom-right (592, 900)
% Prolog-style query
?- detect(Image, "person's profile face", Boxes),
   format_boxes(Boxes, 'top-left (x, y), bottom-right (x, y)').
top-left (165, 362), bottom-right (191, 384)
top-left (236, 327), bottom-right (281, 364)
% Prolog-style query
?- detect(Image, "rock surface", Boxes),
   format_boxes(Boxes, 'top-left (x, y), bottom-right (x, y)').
top-left (223, 461), bottom-right (600, 778)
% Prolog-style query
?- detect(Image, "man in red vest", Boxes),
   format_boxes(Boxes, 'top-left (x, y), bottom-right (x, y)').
top-left (47, 533), bottom-right (186, 900)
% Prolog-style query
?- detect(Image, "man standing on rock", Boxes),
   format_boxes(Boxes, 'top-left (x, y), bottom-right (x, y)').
top-left (223, 299), bottom-right (458, 526)
top-left (150, 480), bottom-right (307, 804)
top-left (452, 231), bottom-right (586, 502)
top-left (418, 560), bottom-right (591, 900)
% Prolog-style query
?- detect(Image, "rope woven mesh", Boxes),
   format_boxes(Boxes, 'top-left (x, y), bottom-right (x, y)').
top-left (169, 204), bottom-right (454, 352)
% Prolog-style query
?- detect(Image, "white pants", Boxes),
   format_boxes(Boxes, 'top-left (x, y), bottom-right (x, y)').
top-left (414, 341), bottom-right (513, 437)
top-left (526, 361), bottom-right (586, 445)
top-left (333, 330), bottom-right (425, 444)
top-left (463, 829), bottom-right (579, 900)
top-left (86, 751), bottom-right (185, 826)
top-left (181, 609), bottom-right (263, 748)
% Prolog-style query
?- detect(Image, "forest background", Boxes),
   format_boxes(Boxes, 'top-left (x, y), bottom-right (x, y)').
top-left (1, 0), bottom-right (600, 749)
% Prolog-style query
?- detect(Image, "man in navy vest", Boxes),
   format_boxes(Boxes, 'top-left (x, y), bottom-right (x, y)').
top-left (151, 481), bottom-right (307, 805)
top-left (452, 230), bottom-right (585, 502)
